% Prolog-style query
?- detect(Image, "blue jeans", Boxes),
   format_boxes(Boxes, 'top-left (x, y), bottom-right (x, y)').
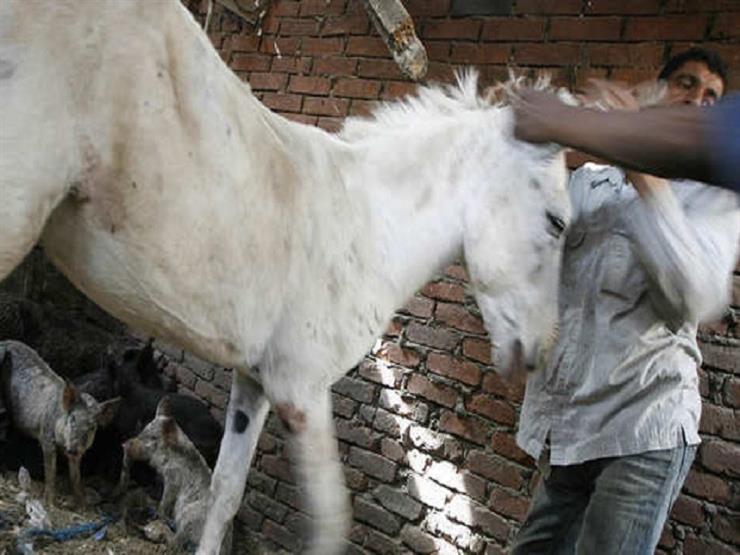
top-left (511, 442), bottom-right (696, 555)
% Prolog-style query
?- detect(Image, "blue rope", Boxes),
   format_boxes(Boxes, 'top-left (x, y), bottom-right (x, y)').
top-left (18, 513), bottom-right (117, 545)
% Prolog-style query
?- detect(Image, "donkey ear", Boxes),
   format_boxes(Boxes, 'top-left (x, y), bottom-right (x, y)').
top-left (61, 383), bottom-right (77, 413)
top-left (161, 417), bottom-right (178, 447)
top-left (96, 397), bottom-right (121, 428)
top-left (156, 397), bottom-right (172, 418)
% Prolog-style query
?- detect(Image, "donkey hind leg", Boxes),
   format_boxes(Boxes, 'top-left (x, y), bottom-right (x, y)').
top-left (279, 391), bottom-right (351, 555)
top-left (0, 180), bottom-right (67, 282)
top-left (197, 371), bottom-right (269, 555)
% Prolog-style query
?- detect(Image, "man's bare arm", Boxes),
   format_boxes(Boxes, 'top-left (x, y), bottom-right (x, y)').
top-left (513, 90), bottom-right (714, 183)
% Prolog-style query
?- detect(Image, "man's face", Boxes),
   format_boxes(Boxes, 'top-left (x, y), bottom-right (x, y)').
top-left (663, 60), bottom-right (724, 107)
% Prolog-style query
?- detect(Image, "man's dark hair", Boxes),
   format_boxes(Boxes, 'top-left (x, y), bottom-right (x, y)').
top-left (658, 47), bottom-right (728, 89)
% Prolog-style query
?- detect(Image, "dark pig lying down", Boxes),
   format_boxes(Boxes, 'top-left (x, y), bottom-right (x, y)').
top-left (0, 340), bottom-right (120, 506)
top-left (119, 398), bottom-right (233, 555)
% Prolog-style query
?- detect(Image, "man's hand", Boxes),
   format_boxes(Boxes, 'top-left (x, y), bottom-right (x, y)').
top-left (512, 89), bottom-right (574, 144)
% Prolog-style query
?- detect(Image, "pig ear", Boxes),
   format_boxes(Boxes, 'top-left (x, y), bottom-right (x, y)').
top-left (61, 383), bottom-right (77, 413)
top-left (156, 397), bottom-right (172, 418)
top-left (161, 417), bottom-right (178, 447)
top-left (0, 349), bottom-right (12, 375)
top-left (96, 397), bottom-right (121, 428)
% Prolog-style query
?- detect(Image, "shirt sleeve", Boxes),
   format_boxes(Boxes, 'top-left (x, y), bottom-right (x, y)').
top-left (710, 94), bottom-right (740, 192)
top-left (623, 183), bottom-right (740, 324)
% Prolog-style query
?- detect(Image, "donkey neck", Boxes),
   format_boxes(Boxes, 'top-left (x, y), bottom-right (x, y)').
top-left (345, 117), bottom-right (480, 311)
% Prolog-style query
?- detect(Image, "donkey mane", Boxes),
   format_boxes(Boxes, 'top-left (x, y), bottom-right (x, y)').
top-left (340, 69), bottom-right (557, 142)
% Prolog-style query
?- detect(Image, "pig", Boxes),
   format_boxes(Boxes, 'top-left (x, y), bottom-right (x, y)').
top-left (113, 343), bottom-right (222, 468)
top-left (0, 340), bottom-right (120, 505)
top-left (120, 398), bottom-right (232, 554)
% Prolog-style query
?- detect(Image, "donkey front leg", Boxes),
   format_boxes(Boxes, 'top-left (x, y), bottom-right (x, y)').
top-left (275, 390), bottom-right (351, 555)
top-left (41, 441), bottom-right (57, 506)
top-left (67, 454), bottom-right (85, 506)
top-left (197, 371), bottom-right (269, 555)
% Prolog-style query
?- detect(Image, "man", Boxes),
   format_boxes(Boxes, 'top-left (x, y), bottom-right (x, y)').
top-left (511, 48), bottom-right (740, 554)
top-left (513, 49), bottom-right (739, 192)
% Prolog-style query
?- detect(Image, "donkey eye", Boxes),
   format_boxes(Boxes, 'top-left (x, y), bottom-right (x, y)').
top-left (546, 211), bottom-right (566, 238)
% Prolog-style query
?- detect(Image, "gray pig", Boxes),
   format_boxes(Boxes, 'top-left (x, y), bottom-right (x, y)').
top-left (120, 398), bottom-right (232, 554)
top-left (0, 340), bottom-right (120, 505)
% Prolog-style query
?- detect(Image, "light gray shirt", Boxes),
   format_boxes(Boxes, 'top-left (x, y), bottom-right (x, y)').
top-left (517, 164), bottom-right (740, 466)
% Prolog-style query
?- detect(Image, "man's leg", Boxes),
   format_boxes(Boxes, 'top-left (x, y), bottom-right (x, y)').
top-left (512, 459), bottom-right (592, 555)
top-left (576, 442), bottom-right (696, 555)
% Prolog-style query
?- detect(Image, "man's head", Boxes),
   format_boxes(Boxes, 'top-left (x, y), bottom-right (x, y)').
top-left (658, 48), bottom-right (727, 107)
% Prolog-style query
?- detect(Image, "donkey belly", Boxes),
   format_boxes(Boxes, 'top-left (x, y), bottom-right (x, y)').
top-left (40, 197), bottom-right (287, 370)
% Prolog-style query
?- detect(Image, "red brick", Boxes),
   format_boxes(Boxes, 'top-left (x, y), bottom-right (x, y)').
top-left (700, 403), bottom-right (739, 440)
top-left (288, 75), bottom-right (331, 95)
top-left (333, 78), bottom-right (382, 99)
top-left (489, 489), bottom-right (529, 521)
top-left (404, 0), bottom-right (451, 16)
top-left (422, 281), bottom-right (466, 303)
top-left (426, 41), bottom-right (452, 61)
top-left (377, 342), bottom-right (422, 369)
top-left (280, 112), bottom-right (317, 126)
top-left (701, 341), bottom-right (740, 373)
top-left (323, 14), bottom-right (370, 36)
top-left (550, 17), bottom-right (621, 41)
top-left (450, 43), bottom-right (510, 65)
top-left (261, 92), bottom-right (303, 112)
top-left (348, 98), bottom-right (379, 117)
top-left (483, 371), bottom-right (526, 403)
top-left (664, 0), bottom-right (737, 12)
top-left (427, 353), bottom-right (482, 386)
top-left (299, 0), bottom-right (347, 16)
top-left (260, 36), bottom-right (301, 56)
top-left (586, 42), bottom-right (665, 67)
top-left (683, 535), bottom-right (737, 555)
top-left (481, 17), bottom-right (546, 41)
top-left (317, 117), bottom-right (343, 133)
top-left (657, 526), bottom-right (676, 550)
top-left (303, 96), bottom-right (350, 116)
top-left (624, 16), bottom-right (708, 41)
top-left (513, 43), bottom-right (581, 66)
top-left (712, 513), bottom-right (740, 546)
top-left (465, 451), bottom-right (525, 488)
top-left (514, 0), bottom-right (581, 14)
top-left (301, 37), bottom-right (344, 56)
top-left (406, 322), bottom-right (459, 350)
top-left (248, 72), bottom-right (288, 91)
top-left (464, 338), bottom-right (492, 365)
top-left (699, 440), bottom-right (740, 476)
top-left (262, 519), bottom-right (300, 552)
top-left (229, 34), bottom-right (261, 53)
top-left (711, 12), bottom-right (740, 39)
top-left (669, 494), bottom-right (704, 527)
top-left (467, 394), bottom-right (516, 426)
top-left (403, 295), bottom-right (434, 318)
top-left (382, 80), bottom-right (418, 100)
top-left (260, 454), bottom-right (295, 483)
top-left (683, 469), bottom-right (732, 504)
top-left (422, 19), bottom-right (481, 40)
top-left (434, 303), bottom-right (486, 334)
top-left (724, 377), bottom-right (740, 408)
top-left (346, 36), bottom-right (388, 57)
top-left (357, 59), bottom-right (403, 80)
top-left (279, 18), bottom-right (320, 36)
top-left (314, 56), bottom-right (358, 76)
top-left (585, 0), bottom-right (661, 13)
top-left (439, 411), bottom-right (489, 445)
top-left (444, 264), bottom-right (469, 282)
top-left (270, 55), bottom-right (312, 74)
top-left (231, 53), bottom-right (272, 71)
top-left (491, 432), bottom-right (534, 465)
top-left (406, 374), bottom-right (457, 408)
top-left (271, 0), bottom-right (300, 17)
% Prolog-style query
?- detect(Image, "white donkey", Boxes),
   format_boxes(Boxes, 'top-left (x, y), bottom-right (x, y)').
top-left (0, 1), bottom-right (570, 553)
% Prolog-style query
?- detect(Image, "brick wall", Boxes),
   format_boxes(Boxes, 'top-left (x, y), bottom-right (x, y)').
top-left (170, 1), bottom-right (740, 553)
top-left (1, 0), bottom-right (735, 554)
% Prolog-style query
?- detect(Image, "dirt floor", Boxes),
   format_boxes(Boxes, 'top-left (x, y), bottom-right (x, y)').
top-left (0, 471), bottom-right (267, 555)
